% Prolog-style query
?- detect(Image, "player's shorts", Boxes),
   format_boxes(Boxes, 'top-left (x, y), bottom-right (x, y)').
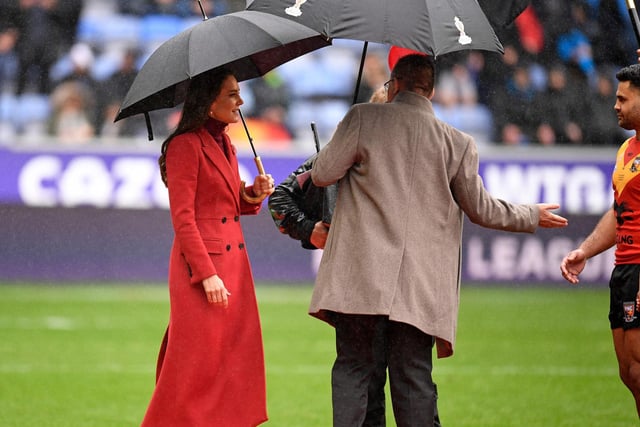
top-left (609, 264), bottom-right (640, 330)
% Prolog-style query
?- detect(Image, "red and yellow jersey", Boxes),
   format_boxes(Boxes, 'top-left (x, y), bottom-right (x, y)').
top-left (613, 137), bottom-right (640, 264)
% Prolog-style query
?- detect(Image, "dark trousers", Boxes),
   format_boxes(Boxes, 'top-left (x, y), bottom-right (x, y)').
top-left (331, 313), bottom-right (441, 427)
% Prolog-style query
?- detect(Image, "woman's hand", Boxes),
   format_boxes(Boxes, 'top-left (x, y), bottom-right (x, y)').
top-left (202, 274), bottom-right (230, 308)
top-left (252, 174), bottom-right (275, 197)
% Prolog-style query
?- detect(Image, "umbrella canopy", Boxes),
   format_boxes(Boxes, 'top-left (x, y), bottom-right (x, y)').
top-left (477, 0), bottom-right (530, 29)
top-left (246, 0), bottom-right (504, 57)
top-left (115, 10), bottom-right (331, 122)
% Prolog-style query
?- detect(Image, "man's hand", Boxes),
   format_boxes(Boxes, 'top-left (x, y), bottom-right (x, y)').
top-left (537, 203), bottom-right (568, 228)
top-left (310, 221), bottom-right (329, 249)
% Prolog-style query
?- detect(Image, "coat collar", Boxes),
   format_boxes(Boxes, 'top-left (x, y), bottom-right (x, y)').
top-left (393, 91), bottom-right (435, 115)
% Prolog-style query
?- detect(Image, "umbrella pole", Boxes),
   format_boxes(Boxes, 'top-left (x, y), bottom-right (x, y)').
top-left (197, 0), bottom-right (208, 20)
top-left (238, 110), bottom-right (268, 203)
top-left (628, 0), bottom-right (640, 46)
top-left (351, 41), bottom-right (369, 105)
top-left (311, 120), bottom-right (336, 225)
top-left (311, 122), bottom-right (320, 153)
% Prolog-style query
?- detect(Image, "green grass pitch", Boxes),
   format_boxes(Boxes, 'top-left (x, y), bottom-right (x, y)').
top-left (0, 283), bottom-right (637, 426)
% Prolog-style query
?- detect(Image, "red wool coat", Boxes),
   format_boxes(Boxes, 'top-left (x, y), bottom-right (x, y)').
top-left (141, 125), bottom-right (267, 427)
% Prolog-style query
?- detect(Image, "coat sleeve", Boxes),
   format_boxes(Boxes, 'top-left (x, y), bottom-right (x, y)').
top-left (451, 136), bottom-right (538, 232)
top-left (268, 156), bottom-right (319, 249)
top-left (312, 106), bottom-right (361, 187)
top-left (166, 135), bottom-right (217, 283)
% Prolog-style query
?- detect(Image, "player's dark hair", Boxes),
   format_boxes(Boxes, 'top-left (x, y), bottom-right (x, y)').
top-left (616, 64), bottom-right (640, 90)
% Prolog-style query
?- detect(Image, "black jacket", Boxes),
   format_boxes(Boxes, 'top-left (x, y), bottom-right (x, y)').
top-left (268, 155), bottom-right (336, 249)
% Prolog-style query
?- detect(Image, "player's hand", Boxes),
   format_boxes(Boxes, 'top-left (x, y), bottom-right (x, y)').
top-left (560, 249), bottom-right (587, 285)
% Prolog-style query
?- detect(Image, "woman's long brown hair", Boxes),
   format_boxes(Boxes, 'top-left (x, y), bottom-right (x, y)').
top-left (158, 67), bottom-right (235, 187)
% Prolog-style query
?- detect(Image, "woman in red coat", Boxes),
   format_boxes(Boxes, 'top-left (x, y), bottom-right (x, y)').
top-left (141, 68), bottom-right (274, 427)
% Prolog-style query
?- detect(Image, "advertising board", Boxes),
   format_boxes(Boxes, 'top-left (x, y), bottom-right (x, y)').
top-left (0, 145), bottom-right (617, 285)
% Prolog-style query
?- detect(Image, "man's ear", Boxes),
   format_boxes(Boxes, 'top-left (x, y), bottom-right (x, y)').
top-left (428, 88), bottom-right (435, 100)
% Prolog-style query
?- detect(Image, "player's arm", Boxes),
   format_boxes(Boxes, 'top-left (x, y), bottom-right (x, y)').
top-left (579, 207), bottom-right (617, 258)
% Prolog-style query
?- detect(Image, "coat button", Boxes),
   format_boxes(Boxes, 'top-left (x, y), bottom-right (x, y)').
top-left (226, 244), bottom-right (231, 251)
top-left (239, 243), bottom-right (245, 250)
top-left (221, 217), bottom-right (227, 223)
top-left (234, 215), bottom-right (239, 222)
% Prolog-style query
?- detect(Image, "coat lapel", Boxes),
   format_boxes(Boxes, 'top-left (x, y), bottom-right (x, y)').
top-left (197, 128), bottom-right (241, 210)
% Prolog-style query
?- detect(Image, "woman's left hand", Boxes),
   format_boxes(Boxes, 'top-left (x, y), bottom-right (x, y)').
top-left (253, 174), bottom-right (275, 197)
top-left (203, 274), bottom-right (230, 308)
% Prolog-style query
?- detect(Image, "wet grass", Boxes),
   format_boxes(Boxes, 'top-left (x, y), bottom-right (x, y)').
top-left (0, 283), bottom-right (636, 426)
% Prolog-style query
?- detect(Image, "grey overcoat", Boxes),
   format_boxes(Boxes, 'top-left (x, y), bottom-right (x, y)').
top-left (310, 91), bottom-right (538, 358)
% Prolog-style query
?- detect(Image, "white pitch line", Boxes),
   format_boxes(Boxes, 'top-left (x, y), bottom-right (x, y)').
top-left (0, 363), bottom-right (154, 375)
top-left (0, 316), bottom-right (76, 330)
top-left (44, 316), bottom-right (75, 330)
top-left (435, 364), bottom-right (618, 377)
top-left (266, 364), bottom-right (618, 377)
top-left (0, 362), bottom-right (618, 377)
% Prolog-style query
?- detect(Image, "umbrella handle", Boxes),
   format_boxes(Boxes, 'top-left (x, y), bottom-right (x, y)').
top-left (240, 156), bottom-right (268, 203)
top-left (253, 155), bottom-right (266, 175)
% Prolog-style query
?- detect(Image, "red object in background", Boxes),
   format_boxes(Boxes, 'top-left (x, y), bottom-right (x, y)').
top-left (227, 117), bottom-right (292, 151)
top-left (168, 111), bottom-right (292, 150)
top-left (515, 6), bottom-right (544, 54)
top-left (387, 46), bottom-right (427, 71)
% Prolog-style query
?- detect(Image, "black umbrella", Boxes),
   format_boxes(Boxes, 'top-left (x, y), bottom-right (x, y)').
top-left (115, 9), bottom-right (330, 203)
top-left (246, 0), bottom-right (505, 103)
top-left (247, 0), bottom-right (503, 56)
top-left (114, 10), bottom-right (331, 123)
top-left (246, 0), bottom-right (527, 219)
top-left (477, 0), bottom-right (530, 29)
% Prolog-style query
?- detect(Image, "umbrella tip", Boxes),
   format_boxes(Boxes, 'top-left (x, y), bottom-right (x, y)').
top-left (197, 0), bottom-right (208, 20)
top-left (144, 112), bottom-right (154, 141)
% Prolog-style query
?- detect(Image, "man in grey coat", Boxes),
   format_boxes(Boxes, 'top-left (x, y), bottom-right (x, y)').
top-left (310, 54), bottom-right (568, 426)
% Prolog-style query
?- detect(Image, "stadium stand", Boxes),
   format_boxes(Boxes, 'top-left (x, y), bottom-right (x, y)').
top-left (0, 0), bottom-right (636, 146)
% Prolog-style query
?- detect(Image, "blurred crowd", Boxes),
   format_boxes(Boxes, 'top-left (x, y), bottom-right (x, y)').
top-left (0, 0), bottom-right (636, 147)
